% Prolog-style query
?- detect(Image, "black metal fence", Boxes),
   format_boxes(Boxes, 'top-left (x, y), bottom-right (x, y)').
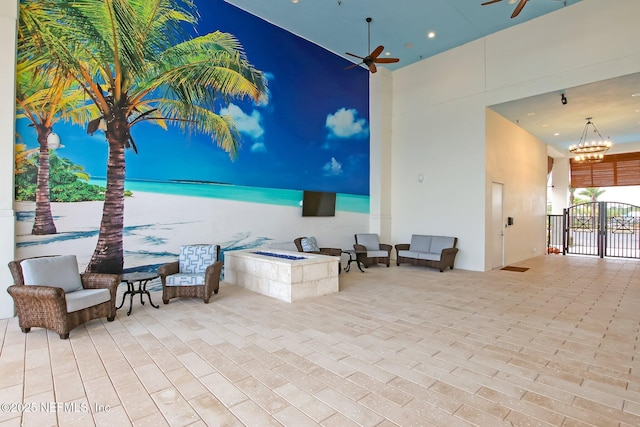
top-left (547, 202), bottom-right (640, 259)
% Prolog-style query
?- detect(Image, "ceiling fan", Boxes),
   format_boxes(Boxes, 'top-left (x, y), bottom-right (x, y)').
top-left (345, 17), bottom-right (399, 74)
top-left (481, 0), bottom-right (529, 18)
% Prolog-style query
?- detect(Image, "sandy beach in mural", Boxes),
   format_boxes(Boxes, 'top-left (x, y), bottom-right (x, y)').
top-left (15, 191), bottom-right (365, 272)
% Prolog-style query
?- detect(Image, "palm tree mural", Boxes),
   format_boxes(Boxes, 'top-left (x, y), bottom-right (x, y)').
top-left (14, 142), bottom-right (37, 175)
top-left (16, 59), bottom-right (93, 235)
top-left (20, 0), bottom-right (267, 273)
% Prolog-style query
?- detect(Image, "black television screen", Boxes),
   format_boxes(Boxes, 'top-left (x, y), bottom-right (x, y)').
top-left (302, 191), bottom-right (336, 217)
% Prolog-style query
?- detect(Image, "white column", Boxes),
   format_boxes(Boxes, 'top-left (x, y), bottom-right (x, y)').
top-left (368, 68), bottom-right (393, 243)
top-left (0, 0), bottom-right (18, 319)
top-left (551, 157), bottom-right (570, 214)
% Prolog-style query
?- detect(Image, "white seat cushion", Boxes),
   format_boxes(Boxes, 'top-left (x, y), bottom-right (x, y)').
top-left (166, 274), bottom-right (205, 286)
top-left (418, 252), bottom-right (441, 261)
top-left (65, 288), bottom-right (111, 313)
top-left (21, 255), bottom-right (83, 293)
top-left (398, 250), bottom-right (421, 259)
top-left (367, 250), bottom-right (388, 258)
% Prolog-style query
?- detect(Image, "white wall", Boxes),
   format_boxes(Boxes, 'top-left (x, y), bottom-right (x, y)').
top-left (0, 0), bottom-right (17, 318)
top-left (486, 109), bottom-right (547, 267)
top-left (385, 0), bottom-right (640, 271)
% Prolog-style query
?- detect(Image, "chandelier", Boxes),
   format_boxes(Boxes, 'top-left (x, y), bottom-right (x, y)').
top-left (569, 117), bottom-right (612, 162)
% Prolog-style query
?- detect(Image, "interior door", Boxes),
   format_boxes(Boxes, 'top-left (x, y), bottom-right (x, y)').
top-left (491, 182), bottom-right (504, 269)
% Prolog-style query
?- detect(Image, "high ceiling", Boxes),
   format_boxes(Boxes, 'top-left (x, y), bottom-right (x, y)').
top-left (224, 0), bottom-right (640, 154)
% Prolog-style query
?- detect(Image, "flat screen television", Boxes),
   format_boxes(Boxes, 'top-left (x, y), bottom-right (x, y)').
top-left (302, 191), bottom-right (336, 217)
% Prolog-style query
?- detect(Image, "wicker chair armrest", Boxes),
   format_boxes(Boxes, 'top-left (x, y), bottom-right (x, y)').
top-left (80, 273), bottom-right (120, 291)
top-left (379, 243), bottom-right (392, 254)
top-left (319, 247), bottom-right (342, 257)
top-left (205, 261), bottom-right (224, 287)
top-left (353, 243), bottom-right (367, 253)
top-left (395, 243), bottom-right (410, 251)
top-left (7, 284), bottom-right (65, 300)
top-left (158, 261), bottom-right (179, 279)
top-left (7, 285), bottom-right (68, 316)
top-left (440, 247), bottom-right (459, 260)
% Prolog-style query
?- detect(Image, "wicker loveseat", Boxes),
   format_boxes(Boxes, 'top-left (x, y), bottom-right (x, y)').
top-left (7, 255), bottom-right (120, 339)
top-left (395, 235), bottom-right (458, 272)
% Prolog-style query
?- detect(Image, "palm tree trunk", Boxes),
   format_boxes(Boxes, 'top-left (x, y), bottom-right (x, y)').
top-left (86, 118), bottom-right (126, 273)
top-left (31, 126), bottom-right (57, 235)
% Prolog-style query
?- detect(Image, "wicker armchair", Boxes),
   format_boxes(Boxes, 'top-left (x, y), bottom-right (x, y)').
top-left (293, 237), bottom-right (342, 257)
top-left (354, 233), bottom-right (392, 267)
top-left (294, 237), bottom-right (342, 272)
top-left (158, 244), bottom-right (222, 304)
top-left (7, 255), bottom-right (119, 339)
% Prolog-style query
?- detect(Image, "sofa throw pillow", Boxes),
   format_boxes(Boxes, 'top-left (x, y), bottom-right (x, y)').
top-left (21, 255), bottom-right (83, 293)
top-left (300, 237), bottom-right (320, 252)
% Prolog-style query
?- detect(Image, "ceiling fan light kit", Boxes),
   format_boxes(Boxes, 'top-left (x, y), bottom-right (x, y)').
top-left (569, 118), bottom-right (613, 163)
top-left (345, 17), bottom-right (399, 73)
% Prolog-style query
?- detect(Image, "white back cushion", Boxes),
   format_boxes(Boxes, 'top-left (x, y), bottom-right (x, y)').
top-left (179, 244), bottom-right (218, 274)
top-left (356, 234), bottom-right (380, 250)
top-left (410, 235), bottom-right (432, 253)
top-left (430, 236), bottom-right (456, 254)
top-left (21, 255), bottom-right (83, 293)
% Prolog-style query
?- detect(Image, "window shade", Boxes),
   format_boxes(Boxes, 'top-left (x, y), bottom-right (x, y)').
top-left (570, 152), bottom-right (640, 188)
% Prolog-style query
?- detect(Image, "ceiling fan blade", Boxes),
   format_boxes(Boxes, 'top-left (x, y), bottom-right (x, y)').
top-left (345, 52), bottom-right (364, 59)
top-left (374, 57), bottom-right (400, 64)
top-left (511, 0), bottom-right (528, 17)
top-left (481, 0), bottom-right (502, 5)
top-left (370, 45), bottom-right (384, 59)
top-left (345, 62), bottom-right (363, 70)
top-left (369, 62), bottom-right (377, 73)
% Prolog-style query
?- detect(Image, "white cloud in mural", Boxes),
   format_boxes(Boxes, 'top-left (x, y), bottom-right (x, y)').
top-left (323, 157), bottom-right (343, 176)
top-left (325, 108), bottom-right (368, 139)
top-left (251, 142), bottom-right (266, 153)
top-left (220, 103), bottom-right (265, 140)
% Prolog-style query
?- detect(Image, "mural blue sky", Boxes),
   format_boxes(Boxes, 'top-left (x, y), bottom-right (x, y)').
top-left (16, 0), bottom-right (370, 195)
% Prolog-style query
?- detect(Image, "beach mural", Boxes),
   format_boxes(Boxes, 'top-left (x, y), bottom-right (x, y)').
top-left (14, 0), bottom-right (370, 274)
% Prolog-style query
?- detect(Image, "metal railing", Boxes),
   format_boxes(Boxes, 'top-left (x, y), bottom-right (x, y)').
top-left (547, 202), bottom-right (640, 259)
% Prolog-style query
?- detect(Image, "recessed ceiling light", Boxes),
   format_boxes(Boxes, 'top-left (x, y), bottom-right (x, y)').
top-left (427, 31), bottom-right (436, 39)
top-left (554, 132), bottom-right (560, 136)
top-left (541, 124), bottom-right (550, 128)
top-left (385, 52), bottom-right (391, 56)
top-left (527, 112), bottom-right (536, 116)
top-left (632, 92), bottom-right (640, 97)
top-left (404, 43), bottom-right (413, 49)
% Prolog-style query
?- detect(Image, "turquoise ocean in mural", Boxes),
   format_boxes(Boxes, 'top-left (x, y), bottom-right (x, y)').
top-left (89, 179), bottom-right (369, 214)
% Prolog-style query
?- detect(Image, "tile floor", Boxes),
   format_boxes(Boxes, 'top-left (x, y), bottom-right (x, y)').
top-left (0, 254), bottom-right (639, 426)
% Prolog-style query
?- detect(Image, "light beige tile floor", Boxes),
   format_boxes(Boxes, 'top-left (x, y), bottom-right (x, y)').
top-left (1, 254), bottom-right (639, 426)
